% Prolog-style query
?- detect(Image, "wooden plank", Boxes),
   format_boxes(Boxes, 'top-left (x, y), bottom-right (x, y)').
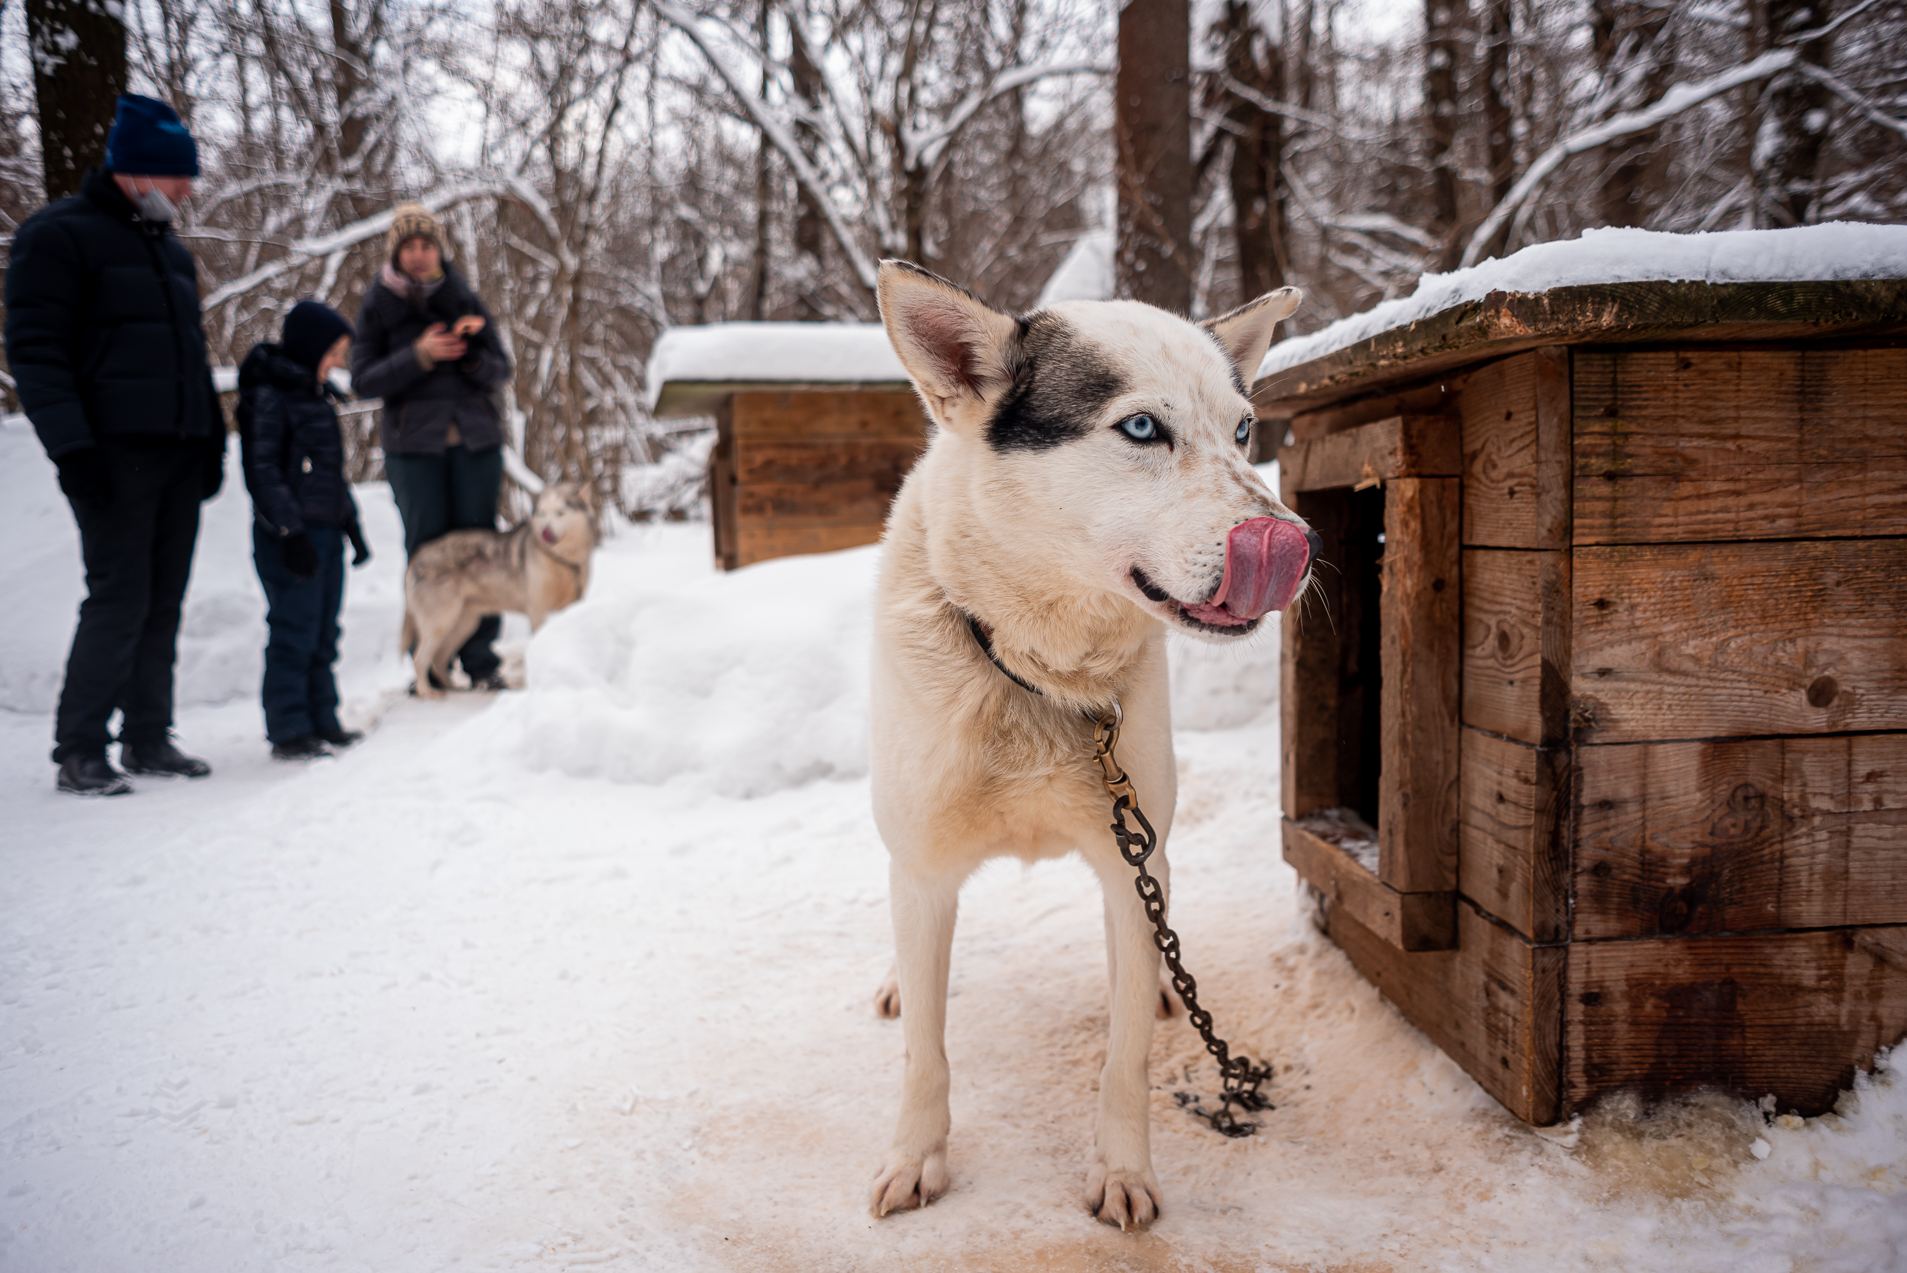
top-left (1460, 349), bottom-right (1571, 549)
top-left (1572, 539), bottom-right (1907, 743)
top-left (1280, 378), bottom-right (1463, 439)
top-left (733, 438), bottom-right (924, 488)
top-left (1285, 819), bottom-right (1456, 952)
top-left (731, 389), bottom-right (928, 441)
top-left (1573, 347), bottom-right (1907, 545)
top-left (1254, 279), bottom-right (1907, 414)
top-left (1566, 926), bottom-right (1907, 1116)
top-left (1325, 897), bottom-right (1563, 1123)
top-left (735, 517), bottom-right (886, 567)
top-left (1379, 477), bottom-right (1462, 894)
top-left (736, 481), bottom-right (904, 523)
top-left (1277, 415), bottom-right (1460, 491)
top-left (654, 379), bottom-right (912, 420)
top-left (1460, 728), bottom-right (1569, 943)
top-left (1462, 548), bottom-right (1571, 746)
top-left (1573, 734), bottom-right (1907, 939)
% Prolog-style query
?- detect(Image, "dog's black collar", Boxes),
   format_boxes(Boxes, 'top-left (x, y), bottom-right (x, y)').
top-left (964, 611), bottom-right (1047, 698)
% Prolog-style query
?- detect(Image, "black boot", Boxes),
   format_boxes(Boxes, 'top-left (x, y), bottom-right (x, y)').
top-left (57, 753), bottom-right (133, 796)
top-left (315, 725), bottom-right (363, 749)
top-left (121, 737), bottom-right (212, 778)
top-left (271, 735), bottom-right (333, 761)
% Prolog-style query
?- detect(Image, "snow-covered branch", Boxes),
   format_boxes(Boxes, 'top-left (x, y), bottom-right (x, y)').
top-left (201, 178), bottom-right (520, 310)
top-left (902, 61), bottom-right (1112, 170)
top-left (652, 0), bottom-right (881, 295)
top-left (1460, 49), bottom-right (1800, 268)
top-left (1221, 75), bottom-right (1385, 145)
top-left (1796, 63), bottom-right (1907, 143)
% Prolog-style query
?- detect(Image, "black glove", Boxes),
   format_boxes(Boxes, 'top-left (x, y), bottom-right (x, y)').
top-left (55, 446), bottom-right (112, 508)
top-left (344, 519), bottom-right (372, 568)
top-left (202, 435), bottom-right (227, 501)
top-left (281, 531), bottom-right (320, 581)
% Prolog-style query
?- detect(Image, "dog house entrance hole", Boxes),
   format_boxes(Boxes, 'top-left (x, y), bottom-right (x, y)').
top-left (1297, 483), bottom-right (1385, 841)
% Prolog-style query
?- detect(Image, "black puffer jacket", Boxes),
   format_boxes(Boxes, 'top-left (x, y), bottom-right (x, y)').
top-left (3, 168), bottom-right (221, 459)
top-left (350, 265), bottom-right (511, 455)
top-left (236, 343), bottom-right (357, 536)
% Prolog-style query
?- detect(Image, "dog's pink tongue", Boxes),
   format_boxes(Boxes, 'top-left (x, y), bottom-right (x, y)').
top-left (1184, 518), bottom-right (1314, 624)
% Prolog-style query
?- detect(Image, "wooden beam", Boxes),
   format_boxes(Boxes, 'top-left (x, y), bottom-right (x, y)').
top-left (1572, 539), bottom-right (1907, 743)
top-left (1253, 279), bottom-right (1907, 414)
top-left (652, 379), bottom-right (912, 420)
top-left (1462, 548), bottom-right (1572, 746)
top-left (1459, 727), bottom-right (1569, 943)
top-left (1278, 414), bottom-right (1460, 491)
top-left (1567, 925), bottom-right (1907, 1116)
top-left (1379, 477), bottom-right (1462, 894)
top-left (1285, 818), bottom-right (1456, 952)
top-left (1460, 349), bottom-right (1572, 550)
top-left (1573, 346), bottom-right (1907, 546)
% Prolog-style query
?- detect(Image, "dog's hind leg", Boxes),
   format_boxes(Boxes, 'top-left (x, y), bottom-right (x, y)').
top-left (1085, 852), bottom-right (1167, 1229)
top-left (870, 862), bottom-right (960, 1216)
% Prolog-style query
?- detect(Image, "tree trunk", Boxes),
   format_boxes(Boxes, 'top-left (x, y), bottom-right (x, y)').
top-left (1754, 0), bottom-right (1836, 226)
top-left (1423, 0), bottom-right (1466, 270)
top-left (1221, 0), bottom-right (1285, 303)
top-left (1592, 0), bottom-right (1674, 228)
top-left (748, 0), bottom-right (772, 320)
top-left (1116, 0), bottom-right (1193, 313)
top-left (26, 0), bottom-right (128, 201)
top-left (1468, 0), bottom-right (1514, 259)
top-left (788, 12), bottom-right (828, 318)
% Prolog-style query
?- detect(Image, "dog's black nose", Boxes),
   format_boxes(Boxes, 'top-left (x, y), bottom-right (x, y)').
top-left (1303, 526), bottom-right (1323, 568)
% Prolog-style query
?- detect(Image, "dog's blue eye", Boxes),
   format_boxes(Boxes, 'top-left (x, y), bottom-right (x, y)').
top-left (1119, 415), bottom-right (1159, 442)
top-left (1235, 418), bottom-right (1253, 445)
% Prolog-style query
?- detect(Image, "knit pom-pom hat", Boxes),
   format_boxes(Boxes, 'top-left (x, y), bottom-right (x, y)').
top-left (386, 202), bottom-right (446, 263)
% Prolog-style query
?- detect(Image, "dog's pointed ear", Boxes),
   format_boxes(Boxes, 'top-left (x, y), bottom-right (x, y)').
top-left (1201, 287), bottom-right (1302, 390)
top-left (878, 260), bottom-right (1019, 431)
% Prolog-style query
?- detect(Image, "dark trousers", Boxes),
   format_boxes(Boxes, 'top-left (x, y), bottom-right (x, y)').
top-left (384, 445), bottom-right (502, 679)
top-left (253, 524), bottom-right (345, 744)
top-left (54, 445), bottom-right (203, 762)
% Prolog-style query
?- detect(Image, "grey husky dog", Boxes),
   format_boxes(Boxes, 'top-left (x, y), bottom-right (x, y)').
top-left (401, 481), bottom-right (596, 695)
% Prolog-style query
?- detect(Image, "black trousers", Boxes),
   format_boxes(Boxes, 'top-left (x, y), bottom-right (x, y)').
top-left (55, 444), bottom-right (203, 761)
top-left (384, 444), bottom-right (503, 679)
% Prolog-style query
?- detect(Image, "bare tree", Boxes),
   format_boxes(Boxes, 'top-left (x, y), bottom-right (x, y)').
top-left (25, 0), bottom-right (126, 199)
top-left (1117, 0), bottom-right (1192, 310)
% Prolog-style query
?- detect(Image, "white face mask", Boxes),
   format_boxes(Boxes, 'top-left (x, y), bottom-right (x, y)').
top-left (127, 180), bottom-right (181, 223)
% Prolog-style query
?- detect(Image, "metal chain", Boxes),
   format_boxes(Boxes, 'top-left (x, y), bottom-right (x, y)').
top-left (1092, 703), bottom-right (1275, 1139)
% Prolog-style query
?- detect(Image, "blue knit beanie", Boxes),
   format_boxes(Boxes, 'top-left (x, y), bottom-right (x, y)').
top-left (104, 94), bottom-right (200, 178)
top-left (282, 300), bottom-right (354, 372)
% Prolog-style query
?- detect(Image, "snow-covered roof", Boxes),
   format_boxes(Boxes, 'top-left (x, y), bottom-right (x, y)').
top-left (1258, 223), bottom-right (1907, 385)
top-left (645, 321), bottom-right (910, 417)
top-left (1035, 231), bottom-right (1115, 307)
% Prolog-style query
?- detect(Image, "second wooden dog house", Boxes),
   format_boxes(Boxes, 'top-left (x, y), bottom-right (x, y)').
top-left (647, 323), bottom-right (928, 570)
top-left (1256, 254), bottom-right (1907, 1125)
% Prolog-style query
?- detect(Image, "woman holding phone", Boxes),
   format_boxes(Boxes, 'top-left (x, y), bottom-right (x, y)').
top-left (351, 203), bottom-right (514, 691)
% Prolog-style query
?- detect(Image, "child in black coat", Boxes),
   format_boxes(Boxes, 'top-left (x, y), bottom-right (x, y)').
top-left (237, 300), bottom-right (373, 760)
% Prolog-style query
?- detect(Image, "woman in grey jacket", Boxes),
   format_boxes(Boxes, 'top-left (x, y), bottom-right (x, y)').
top-left (350, 203), bottom-right (513, 690)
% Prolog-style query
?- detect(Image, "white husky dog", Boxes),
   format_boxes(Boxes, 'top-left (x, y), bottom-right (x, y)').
top-left (867, 261), bottom-right (1315, 1229)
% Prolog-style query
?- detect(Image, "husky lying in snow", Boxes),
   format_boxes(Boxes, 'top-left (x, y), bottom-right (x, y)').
top-left (401, 482), bottom-right (596, 695)
top-left (867, 261), bottom-right (1316, 1228)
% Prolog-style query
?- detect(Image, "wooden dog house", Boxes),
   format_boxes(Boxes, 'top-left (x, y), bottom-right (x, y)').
top-left (647, 323), bottom-right (928, 570)
top-left (1256, 277), bottom-right (1907, 1124)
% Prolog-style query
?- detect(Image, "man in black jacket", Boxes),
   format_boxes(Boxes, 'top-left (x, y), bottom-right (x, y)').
top-left (351, 203), bottom-right (514, 691)
top-left (4, 94), bottom-right (226, 796)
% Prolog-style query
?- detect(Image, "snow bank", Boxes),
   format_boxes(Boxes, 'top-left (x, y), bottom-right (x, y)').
top-left (1259, 222), bottom-right (1907, 380)
top-left (643, 322), bottom-right (908, 408)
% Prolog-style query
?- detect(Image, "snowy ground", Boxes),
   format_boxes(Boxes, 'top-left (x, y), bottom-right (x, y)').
top-left (2, 417), bottom-right (1903, 1271)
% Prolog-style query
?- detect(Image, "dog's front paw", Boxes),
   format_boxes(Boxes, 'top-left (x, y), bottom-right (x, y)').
top-left (873, 974), bottom-right (901, 1018)
top-left (1085, 1163), bottom-right (1161, 1231)
top-left (870, 1149), bottom-right (948, 1217)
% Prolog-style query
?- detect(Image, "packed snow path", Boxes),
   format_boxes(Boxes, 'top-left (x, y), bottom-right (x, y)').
top-left (2, 423), bottom-right (1902, 1271)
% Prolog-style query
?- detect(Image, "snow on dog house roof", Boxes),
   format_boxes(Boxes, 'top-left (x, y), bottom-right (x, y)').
top-left (645, 322), bottom-right (911, 418)
top-left (1254, 223), bottom-right (1907, 412)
